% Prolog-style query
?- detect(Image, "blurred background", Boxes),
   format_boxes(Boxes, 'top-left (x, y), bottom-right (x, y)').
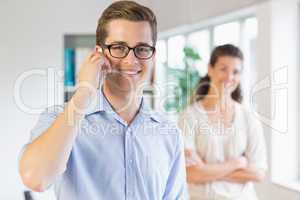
top-left (0, 0), bottom-right (299, 199)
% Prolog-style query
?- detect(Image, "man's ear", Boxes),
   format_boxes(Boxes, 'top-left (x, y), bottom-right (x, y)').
top-left (95, 45), bottom-right (102, 53)
top-left (95, 45), bottom-right (109, 58)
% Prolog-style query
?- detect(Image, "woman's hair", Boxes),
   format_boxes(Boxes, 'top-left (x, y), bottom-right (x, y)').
top-left (194, 44), bottom-right (244, 103)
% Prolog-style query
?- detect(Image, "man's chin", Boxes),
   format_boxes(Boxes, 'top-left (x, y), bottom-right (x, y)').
top-left (106, 78), bottom-right (145, 93)
top-left (108, 74), bottom-right (146, 88)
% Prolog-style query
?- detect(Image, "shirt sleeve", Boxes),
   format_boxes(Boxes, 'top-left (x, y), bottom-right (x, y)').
top-left (245, 113), bottom-right (268, 171)
top-left (163, 129), bottom-right (188, 200)
top-left (19, 105), bottom-right (64, 161)
top-left (29, 105), bottom-right (64, 142)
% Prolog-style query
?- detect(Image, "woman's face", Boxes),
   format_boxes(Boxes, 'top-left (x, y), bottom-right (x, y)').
top-left (208, 56), bottom-right (242, 96)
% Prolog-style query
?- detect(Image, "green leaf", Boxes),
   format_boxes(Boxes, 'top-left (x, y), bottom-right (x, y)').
top-left (183, 47), bottom-right (201, 60)
top-left (164, 46), bottom-right (203, 113)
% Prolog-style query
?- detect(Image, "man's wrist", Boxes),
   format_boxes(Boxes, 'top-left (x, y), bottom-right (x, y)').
top-left (65, 88), bottom-right (97, 122)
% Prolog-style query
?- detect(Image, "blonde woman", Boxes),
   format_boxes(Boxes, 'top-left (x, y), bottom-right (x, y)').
top-left (178, 44), bottom-right (267, 200)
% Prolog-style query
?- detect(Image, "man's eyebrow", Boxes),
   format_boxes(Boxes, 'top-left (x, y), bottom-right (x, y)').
top-left (109, 41), bottom-right (153, 46)
top-left (136, 42), bottom-right (152, 46)
top-left (109, 41), bottom-right (128, 45)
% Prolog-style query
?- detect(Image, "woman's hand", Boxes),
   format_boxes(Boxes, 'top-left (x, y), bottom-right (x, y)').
top-left (228, 156), bottom-right (248, 170)
top-left (184, 149), bottom-right (249, 184)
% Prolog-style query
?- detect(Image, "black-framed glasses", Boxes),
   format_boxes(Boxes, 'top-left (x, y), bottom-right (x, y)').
top-left (102, 43), bottom-right (155, 60)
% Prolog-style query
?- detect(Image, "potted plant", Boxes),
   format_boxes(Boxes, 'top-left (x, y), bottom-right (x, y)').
top-left (165, 46), bottom-right (202, 113)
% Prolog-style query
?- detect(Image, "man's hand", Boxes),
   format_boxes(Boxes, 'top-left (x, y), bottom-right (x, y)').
top-left (76, 46), bottom-right (112, 96)
top-left (70, 46), bottom-right (112, 115)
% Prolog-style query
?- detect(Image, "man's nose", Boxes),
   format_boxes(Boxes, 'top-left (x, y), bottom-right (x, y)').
top-left (123, 49), bottom-right (139, 66)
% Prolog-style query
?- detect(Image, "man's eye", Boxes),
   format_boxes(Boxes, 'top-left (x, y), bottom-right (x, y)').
top-left (111, 45), bottom-right (126, 51)
top-left (136, 46), bottom-right (151, 53)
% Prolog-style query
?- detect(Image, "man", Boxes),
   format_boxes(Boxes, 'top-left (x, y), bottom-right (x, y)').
top-left (19, 1), bottom-right (187, 199)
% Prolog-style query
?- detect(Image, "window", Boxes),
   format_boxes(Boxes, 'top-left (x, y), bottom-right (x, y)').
top-left (241, 17), bottom-right (258, 106)
top-left (156, 40), bottom-right (167, 63)
top-left (154, 40), bottom-right (168, 110)
top-left (156, 17), bottom-right (258, 113)
top-left (214, 22), bottom-right (240, 46)
top-left (187, 30), bottom-right (210, 76)
top-left (167, 35), bottom-right (186, 69)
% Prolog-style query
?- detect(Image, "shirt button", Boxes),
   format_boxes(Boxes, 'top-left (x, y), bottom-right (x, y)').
top-left (127, 190), bottom-right (133, 196)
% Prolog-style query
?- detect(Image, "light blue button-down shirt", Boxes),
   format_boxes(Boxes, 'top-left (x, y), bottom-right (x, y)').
top-left (26, 89), bottom-right (187, 200)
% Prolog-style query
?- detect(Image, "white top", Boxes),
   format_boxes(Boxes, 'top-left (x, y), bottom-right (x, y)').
top-left (178, 102), bottom-right (268, 200)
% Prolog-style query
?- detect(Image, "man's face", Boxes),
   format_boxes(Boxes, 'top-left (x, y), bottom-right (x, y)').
top-left (103, 19), bottom-right (155, 93)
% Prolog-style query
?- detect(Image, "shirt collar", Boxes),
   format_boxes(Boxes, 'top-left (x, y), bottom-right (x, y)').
top-left (139, 98), bottom-right (161, 123)
top-left (84, 88), bottom-right (113, 115)
top-left (84, 88), bottom-right (161, 123)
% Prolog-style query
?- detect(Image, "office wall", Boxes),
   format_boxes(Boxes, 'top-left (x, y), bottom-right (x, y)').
top-left (0, 0), bottom-right (299, 199)
top-left (151, 0), bottom-right (267, 31)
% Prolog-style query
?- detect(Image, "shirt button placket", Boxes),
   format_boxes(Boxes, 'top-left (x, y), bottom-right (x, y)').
top-left (125, 128), bottom-right (134, 199)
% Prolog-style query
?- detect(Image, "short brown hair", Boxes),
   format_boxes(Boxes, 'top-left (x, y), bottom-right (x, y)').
top-left (96, 1), bottom-right (157, 46)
